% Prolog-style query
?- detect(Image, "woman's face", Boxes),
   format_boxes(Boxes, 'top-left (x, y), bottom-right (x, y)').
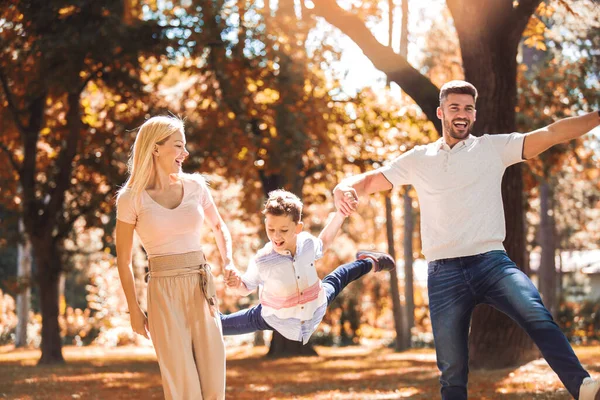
top-left (154, 130), bottom-right (189, 174)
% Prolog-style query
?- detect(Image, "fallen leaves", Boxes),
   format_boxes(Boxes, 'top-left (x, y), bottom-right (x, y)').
top-left (0, 344), bottom-right (598, 399)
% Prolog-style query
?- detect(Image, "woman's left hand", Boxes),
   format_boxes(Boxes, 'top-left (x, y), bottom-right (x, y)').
top-left (224, 265), bottom-right (242, 288)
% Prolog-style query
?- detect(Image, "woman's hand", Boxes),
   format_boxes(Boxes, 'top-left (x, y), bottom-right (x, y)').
top-left (130, 306), bottom-right (150, 339)
top-left (224, 265), bottom-right (242, 288)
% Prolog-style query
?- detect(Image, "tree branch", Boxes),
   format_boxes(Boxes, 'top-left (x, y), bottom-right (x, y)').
top-left (512, 0), bottom-right (543, 41)
top-left (0, 67), bottom-right (27, 135)
top-left (311, 0), bottom-right (442, 135)
top-left (56, 202), bottom-right (97, 240)
top-left (46, 91), bottom-right (82, 224)
top-left (78, 63), bottom-right (105, 93)
top-left (0, 141), bottom-right (22, 175)
top-left (20, 92), bottom-right (46, 222)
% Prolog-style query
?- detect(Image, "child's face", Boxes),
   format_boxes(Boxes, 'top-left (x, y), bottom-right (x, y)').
top-left (264, 213), bottom-right (303, 254)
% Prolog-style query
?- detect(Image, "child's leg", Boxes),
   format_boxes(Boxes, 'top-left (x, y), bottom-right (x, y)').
top-left (321, 259), bottom-right (373, 305)
top-left (220, 304), bottom-right (273, 336)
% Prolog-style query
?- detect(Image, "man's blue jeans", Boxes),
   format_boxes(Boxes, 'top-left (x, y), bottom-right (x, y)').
top-left (220, 259), bottom-right (372, 336)
top-left (428, 250), bottom-right (589, 400)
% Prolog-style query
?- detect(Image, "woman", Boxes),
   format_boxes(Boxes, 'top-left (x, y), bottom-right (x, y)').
top-left (115, 115), bottom-right (233, 400)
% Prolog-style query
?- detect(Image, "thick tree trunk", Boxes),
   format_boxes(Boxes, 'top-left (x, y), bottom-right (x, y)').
top-left (264, 0), bottom-right (320, 358)
top-left (448, 1), bottom-right (540, 369)
top-left (15, 218), bottom-right (32, 348)
top-left (463, 45), bottom-right (537, 368)
top-left (267, 331), bottom-right (317, 357)
top-left (469, 164), bottom-right (538, 368)
top-left (35, 240), bottom-right (64, 365)
top-left (385, 194), bottom-right (407, 351)
top-left (538, 179), bottom-right (557, 316)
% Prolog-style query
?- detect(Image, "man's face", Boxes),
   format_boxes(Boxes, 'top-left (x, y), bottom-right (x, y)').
top-left (264, 213), bottom-right (303, 255)
top-left (437, 93), bottom-right (476, 143)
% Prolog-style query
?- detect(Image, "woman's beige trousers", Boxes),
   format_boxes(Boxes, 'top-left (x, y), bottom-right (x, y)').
top-left (147, 251), bottom-right (225, 400)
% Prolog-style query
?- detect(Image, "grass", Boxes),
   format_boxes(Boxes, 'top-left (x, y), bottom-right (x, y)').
top-left (0, 344), bottom-right (598, 399)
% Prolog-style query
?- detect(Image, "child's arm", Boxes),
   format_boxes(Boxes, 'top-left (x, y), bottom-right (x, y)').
top-left (318, 210), bottom-right (347, 253)
top-left (236, 275), bottom-right (255, 297)
top-left (227, 259), bottom-right (259, 297)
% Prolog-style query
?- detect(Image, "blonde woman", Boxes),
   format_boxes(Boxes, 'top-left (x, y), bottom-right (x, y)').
top-left (115, 115), bottom-right (234, 400)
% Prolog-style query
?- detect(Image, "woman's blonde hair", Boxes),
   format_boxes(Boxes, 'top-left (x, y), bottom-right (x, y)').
top-left (117, 115), bottom-right (184, 199)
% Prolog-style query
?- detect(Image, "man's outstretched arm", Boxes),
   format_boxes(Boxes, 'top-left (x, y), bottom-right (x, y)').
top-left (523, 111), bottom-right (600, 160)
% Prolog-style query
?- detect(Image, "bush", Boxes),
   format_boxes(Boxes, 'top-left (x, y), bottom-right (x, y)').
top-left (0, 289), bottom-right (17, 345)
top-left (557, 300), bottom-right (600, 344)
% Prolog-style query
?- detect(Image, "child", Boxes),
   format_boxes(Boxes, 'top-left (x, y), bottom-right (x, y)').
top-left (221, 189), bottom-right (395, 344)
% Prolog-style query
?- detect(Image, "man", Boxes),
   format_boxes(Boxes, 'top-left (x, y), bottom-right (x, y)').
top-left (333, 80), bottom-right (600, 400)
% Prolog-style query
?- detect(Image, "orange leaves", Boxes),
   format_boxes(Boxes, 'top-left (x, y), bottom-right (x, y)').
top-left (57, 6), bottom-right (78, 19)
top-left (254, 87), bottom-right (281, 104)
top-left (237, 146), bottom-right (248, 161)
top-left (522, 3), bottom-right (554, 51)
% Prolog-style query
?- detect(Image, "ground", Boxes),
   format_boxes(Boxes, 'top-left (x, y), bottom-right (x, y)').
top-left (0, 344), bottom-right (598, 399)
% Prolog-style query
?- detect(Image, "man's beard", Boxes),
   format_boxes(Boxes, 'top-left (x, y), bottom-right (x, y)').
top-left (444, 117), bottom-right (473, 140)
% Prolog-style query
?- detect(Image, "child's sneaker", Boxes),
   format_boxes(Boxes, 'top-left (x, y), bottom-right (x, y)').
top-left (356, 251), bottom-right (396, 272)
top-left (580, 377), bottom-right (600, 400)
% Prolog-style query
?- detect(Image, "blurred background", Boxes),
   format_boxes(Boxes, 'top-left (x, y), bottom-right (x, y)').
top-left (0, 0), bottom-right (598, 386)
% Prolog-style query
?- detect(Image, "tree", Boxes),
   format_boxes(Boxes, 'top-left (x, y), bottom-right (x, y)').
top-left (144, 0), bottom-right (360, 356)
top-left (15, 217), bottom-right (32, 347)
top-left (398, 0), bottom-right (415, 348)
top-left (310, 0), bottom-right (592, 368)
top-left (517, 9), bottom-right (599, 316)
top-left (0, 1), bottom-right (168, 364)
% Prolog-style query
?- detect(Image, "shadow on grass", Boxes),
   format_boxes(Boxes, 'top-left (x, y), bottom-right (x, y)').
top-left (0, 345), bottom-right (598, 399)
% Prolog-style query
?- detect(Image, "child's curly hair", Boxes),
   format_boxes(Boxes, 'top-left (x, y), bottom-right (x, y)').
top-left (262, 190), bottom-right (303, 223)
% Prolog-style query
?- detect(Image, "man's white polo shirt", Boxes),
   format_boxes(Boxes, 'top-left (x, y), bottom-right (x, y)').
top-left (379, 133), bottom-right (525, 261)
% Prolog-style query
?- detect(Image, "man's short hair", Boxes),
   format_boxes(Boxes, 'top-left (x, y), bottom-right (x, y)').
top-left (439, 80), bottom-right (478, 104)
top-left (262, 190), bottom-right (303, 223)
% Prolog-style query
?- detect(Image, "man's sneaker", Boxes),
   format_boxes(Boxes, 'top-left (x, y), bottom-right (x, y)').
top-left (356, 251), bottom-right (396, 272)
top-left (580, 377), bottom-right (600, 400)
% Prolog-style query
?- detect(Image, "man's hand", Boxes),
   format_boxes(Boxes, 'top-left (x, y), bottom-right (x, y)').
top-left (333, 184), bottom-right (359, 216)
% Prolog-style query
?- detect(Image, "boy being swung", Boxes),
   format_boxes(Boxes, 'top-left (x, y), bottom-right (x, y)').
top-left (222, 190), bottom-right (395, 343)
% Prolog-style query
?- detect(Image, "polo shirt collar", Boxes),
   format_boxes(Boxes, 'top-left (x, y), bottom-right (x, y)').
top-left (435, 135), bottom-right (476, 152)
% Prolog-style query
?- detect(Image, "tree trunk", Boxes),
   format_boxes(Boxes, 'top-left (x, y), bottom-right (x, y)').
top-left (557, 252), bottom-right (563, 301)
top-left (15, 218), bottom-right (32, 348)
top-left (403, 189), bottom-right (415, 345)
top-left (385, 194), bottom-right (407, 351)
top-left (266, 331), bottom-right (317, 357)
top-left (263, 0), bottom-right (320, 358)
top-left (538, 179), bottom-right (557, 316)
top-left (398, 0), bottom-right (414, 348)
top-left (469, 165), bottom-right (538, 368)
top-left (449, 1), bottom-right (539, 368)
top-left (35, 240), bottom-right (64, 364)
top-left (59, 271), bottom-right (66, 315)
